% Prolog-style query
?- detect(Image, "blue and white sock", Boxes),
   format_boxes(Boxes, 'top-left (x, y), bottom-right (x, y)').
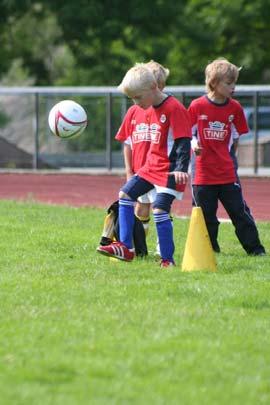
top-left (154, 212), bottom-right (174, 261)
top-left (119, 198), bottom-right (135, 249)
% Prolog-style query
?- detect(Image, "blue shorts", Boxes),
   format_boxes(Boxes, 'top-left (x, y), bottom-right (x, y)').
top-left (121, 175), bottom-right (175, 213)
top-left (121, 175), bottom-right (154, 201)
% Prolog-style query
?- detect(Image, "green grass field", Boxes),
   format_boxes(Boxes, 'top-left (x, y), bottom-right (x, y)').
top-left (0, 200), bottom-right (269, 405)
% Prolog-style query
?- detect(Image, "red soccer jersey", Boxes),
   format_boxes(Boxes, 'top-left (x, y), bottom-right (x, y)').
top-left (188, 96), bottom-right (249, 185)
top-left (138, 96), bottom-right (192, 192)
top-left (115, 105), bottom-right (152, 173)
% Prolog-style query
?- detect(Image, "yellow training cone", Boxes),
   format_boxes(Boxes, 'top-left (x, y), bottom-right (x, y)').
top-left (181, 207), bottom-right (217, 272)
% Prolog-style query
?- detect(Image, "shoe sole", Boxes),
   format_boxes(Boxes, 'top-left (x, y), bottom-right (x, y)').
top-left (96, 248), bottom-right (133, 262)
top-left (249, 252), bottom-right (266, 256)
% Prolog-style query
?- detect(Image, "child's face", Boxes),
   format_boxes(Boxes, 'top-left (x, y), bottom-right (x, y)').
top-left (214, 79), bottom-right (236, 100)
top-left (128, 88), bottom-right (156, 109)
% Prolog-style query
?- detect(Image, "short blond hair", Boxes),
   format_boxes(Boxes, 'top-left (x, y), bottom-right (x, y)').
top-left (205, 58), bottom-right (240, 92)
top-left (118, 63), bottom-right (157, 97)
top-left (145, 60), bottom-right (170, 90)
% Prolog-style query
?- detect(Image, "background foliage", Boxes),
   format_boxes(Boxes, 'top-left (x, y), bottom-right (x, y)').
top-left (1, 0), bottom-right (270, 86)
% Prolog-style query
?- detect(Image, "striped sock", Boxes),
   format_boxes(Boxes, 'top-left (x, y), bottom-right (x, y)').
top-left (153, 212), bottom-right (174, 261)
top-left (119, 198), bottom-right (135, 249)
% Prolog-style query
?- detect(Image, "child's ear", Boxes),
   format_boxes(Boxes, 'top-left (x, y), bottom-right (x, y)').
top-left (209, 79), bottom-right (217, 91)
top-left (150, 82), bottom-right (158, 90)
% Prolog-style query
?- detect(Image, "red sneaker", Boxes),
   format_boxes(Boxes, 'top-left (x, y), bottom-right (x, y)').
top-left (160, 259), bottom-right (175, 268)
top-left (97, 241), bottom-right (135, 262)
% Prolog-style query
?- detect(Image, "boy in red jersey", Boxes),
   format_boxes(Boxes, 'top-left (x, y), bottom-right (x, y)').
top-left (116, 62), bottom-right (169, 222)
top-left (97, 63), bottom-right (192, 267)
top-left (115, 60), bottom-right (170, 253)
top-left (189, 58), bottom-right (265, 256)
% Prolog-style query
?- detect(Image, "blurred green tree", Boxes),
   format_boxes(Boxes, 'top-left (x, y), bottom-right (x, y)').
top-left (1, 0), bottom-right (270, 85)
top-left (1, 0), bottom-right (270, 154)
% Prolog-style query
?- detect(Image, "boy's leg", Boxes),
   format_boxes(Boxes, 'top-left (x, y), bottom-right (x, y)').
top-left (135, 202), bottom-right (151, 235)
top-left (230, 148), bottom-right (253, 219)
top-left (219, 183), bottom-right (266, 255)
top-left (153, 193), bottom-right (175, 265)
top-left (97, 196), bottom-right (135, 260)
top-left (97, 175), bottom-right (153, 261)
top-left (154, 213), bottom-right (173, 258)
top-left (118, 198), bottom-right (135, 249)
top-left (133, 216), bottom-right (148, 257)
top-left (99, 212), bottom-right (115, 246)
top-left (119, 176), bottom-right (153, 249)
top-left (192, 185), bottom-right (220, 252)
top-left (134, 201), bottom-right (150, 257)
top-left (99, 201), bottom-right (119, 246)
top-left (137, 188), bottom-right (158, 255)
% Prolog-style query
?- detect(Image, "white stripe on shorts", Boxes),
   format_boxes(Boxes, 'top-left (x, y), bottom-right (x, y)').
top-left (154, 185), bottom-right (183, 200)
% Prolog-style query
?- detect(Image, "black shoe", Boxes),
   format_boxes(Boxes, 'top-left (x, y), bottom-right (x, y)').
top-left (213, 246), bottom-right (221, 253)
top-left (99, 237), bottom-right (113, 246)
top-left (249, 248), bottom-right (266, 256)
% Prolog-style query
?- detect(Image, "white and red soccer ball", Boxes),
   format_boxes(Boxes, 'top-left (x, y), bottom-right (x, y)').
top-left (48, 100), bottom-right (87, 139)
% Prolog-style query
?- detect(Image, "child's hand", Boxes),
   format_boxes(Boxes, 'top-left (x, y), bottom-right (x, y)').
top-left (126, 170), bottom-right (134, 180)
top-left (170, 171), bottom-right (189, 184)
top-left (193, 141), bottom-right (203, 156)
top-left (191, 138), bottom-right (203, 156)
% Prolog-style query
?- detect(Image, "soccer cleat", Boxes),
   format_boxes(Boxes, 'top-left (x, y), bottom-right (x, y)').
top-left (160, 259), bottom-right (175, 268)
top-left (255, 252), bottom-right (266, 256)
top-left (212, 242), bottom-right (221, 253)
top-left (249, 249), bottom-right (266, 256)
top-left (97, 241), bottom-right (135, 262)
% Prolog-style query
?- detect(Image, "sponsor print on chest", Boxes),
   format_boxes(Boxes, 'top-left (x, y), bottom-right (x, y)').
top-left (132, 120), bottom-right (162, 144)
top-left (203, 121), bottom-right (228, 141)
top-left (201, 115), bottom-right (234, 141)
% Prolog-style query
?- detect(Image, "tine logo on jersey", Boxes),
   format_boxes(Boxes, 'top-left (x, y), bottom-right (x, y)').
top-left (203, 121), bottom-right (227, 141)
top-left (132, 123), bottom-right (152, 143)
top-left (209, 121), bottom-right (225, 130)
top-left (132, 123), bottom-right (161, 144)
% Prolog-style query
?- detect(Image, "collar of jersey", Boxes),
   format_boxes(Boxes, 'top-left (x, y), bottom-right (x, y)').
top-left (153, 94), bottom-right (171, 109)
top-left (205, 95), bottom-right (229, 107)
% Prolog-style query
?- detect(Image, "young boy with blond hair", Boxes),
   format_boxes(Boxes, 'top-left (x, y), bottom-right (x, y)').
top-left (189, 58), bottom-right (265, 255)
top-left (97, 63), bottom-right (191, 267)
top-left (116, 60), bottom-right (170, 250)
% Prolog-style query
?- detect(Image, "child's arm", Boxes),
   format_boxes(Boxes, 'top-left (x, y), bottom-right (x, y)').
top-left (188, 102), bottom-right (202, 155)
top-left (191, 135), bottom-right (203, 155)
top-left (232, 138), bottom-right (239, 155)
top-left (170, 137), bottom-right (191, 184)
top-left (123, 143), bottom-right (134, 180)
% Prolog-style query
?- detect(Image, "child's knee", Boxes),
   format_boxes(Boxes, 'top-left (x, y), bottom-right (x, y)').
top-left (153, 193), bottom-right (175, 213)
top-left (152, 207), bottom-right (166, 215)
top-left (136, 202), bottom-right (151, 218)
top-left (119, 190), bottom-right (130, 199)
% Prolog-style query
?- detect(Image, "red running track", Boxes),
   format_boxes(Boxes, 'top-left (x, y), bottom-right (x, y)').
top-left (0, 173), bottom-right (269, 221)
